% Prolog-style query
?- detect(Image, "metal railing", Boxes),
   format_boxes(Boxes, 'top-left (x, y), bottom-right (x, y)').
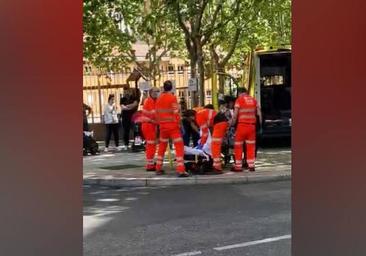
top-left (83, 68), bottom-right (245, 124)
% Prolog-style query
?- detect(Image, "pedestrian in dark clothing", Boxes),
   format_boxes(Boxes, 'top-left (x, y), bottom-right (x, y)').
top-left (179, 97), bottom-right (188, 113)
top-left (83, 103), bottom-right (92, 131)
top-left (120, 88), bottom-right (141, 150)
top-left (181, 110), bottom-right (200, 147)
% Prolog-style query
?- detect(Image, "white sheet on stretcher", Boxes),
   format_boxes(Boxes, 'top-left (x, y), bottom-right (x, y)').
top-left (184, 130), bottom-right (211, 161)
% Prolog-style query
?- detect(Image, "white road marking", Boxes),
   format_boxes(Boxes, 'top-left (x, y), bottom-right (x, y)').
top-left (96, 198), bottom-right (120, 202)
top-left (213, 234), bottom-right (291, 251)
top-left (125, 197), bottom-right (138, 201)
top-left (137, 192), bottom-right (150, 195)
top-left (83, 215), bottom-right (112, 237)
top-left (171, 251), bottom-right (202, 256)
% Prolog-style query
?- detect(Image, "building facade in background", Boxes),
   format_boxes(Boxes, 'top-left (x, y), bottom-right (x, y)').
top-left (83, 42), bottom-right (244, 123)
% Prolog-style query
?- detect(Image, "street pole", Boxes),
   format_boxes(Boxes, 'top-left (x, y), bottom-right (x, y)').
top-left (97, 74), bottom-right (103, 123)
top-left (212, 70), bottom-right (218, 110)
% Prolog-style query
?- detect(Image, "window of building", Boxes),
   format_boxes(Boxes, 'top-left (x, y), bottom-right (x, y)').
top-left (206, 90), bottom-right (212, 96)
top-left (177, 65), bottom-right (184, 74)
top-left (84, 66), bottom-right (92, 74)
top-left (168, 65), bottom-right (174, 74)
top-left (178, 91), bottom-right (186, 97)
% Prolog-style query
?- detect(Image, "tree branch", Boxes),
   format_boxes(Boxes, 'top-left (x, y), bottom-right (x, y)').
top-left (201, 0), bottom-right (223, 45)
top-left (175, 1), bottom-right (192, 42)
top-left (221, 27), bottom-right (242, 65)
top-left (195, 0), bottom-right (209, 35)
top-left (127, 50), bottom-right (145, 71)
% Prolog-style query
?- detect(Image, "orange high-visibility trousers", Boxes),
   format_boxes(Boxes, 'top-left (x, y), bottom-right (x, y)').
top-left (211, 122), bottom-right (228, 170)
top-left (234, 123), bottom-right (256, 169)
top-left (141, 123), bottom-right (157, 169)
top-left (155, 124), bottom-right (185, 173)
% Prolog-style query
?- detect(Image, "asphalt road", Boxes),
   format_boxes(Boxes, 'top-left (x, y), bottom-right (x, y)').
top-left (84, 181), bottom-right (291, 256)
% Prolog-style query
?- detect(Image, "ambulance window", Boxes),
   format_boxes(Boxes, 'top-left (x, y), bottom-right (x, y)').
top-left (262, 75), bottom-right (284, 86)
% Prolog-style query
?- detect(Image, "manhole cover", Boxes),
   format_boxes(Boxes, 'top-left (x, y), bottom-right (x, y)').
top-left (101, 164), bottom-right (141, 170)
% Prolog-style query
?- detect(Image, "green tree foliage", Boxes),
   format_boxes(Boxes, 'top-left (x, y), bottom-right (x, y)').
top-left (166, 0), bottom-right (230, 106)
top-left (83, 0), bottom-right (291, 100)
top-left (83, 0), bottom-right (140, 71)
top-left (83, 0), bottom-right (184, 79)
top-left (133, 0), bottom-right (185, 85)
top-left (207, 0), bottom-right (291, 90)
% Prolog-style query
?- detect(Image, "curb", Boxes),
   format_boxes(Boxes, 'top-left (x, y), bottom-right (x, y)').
top-left (83, 171), bottom-right (291, 188)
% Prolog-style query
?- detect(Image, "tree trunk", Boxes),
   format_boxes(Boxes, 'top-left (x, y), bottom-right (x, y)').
top-left (197, 45), bottom-right (205, 106)
top-left (217, 64), bottom-right (225, 94)
top-left (190, 55), bottom-right (199, 107)
top-left (247, 49), bottom-right (254, 91)
top-left (210, 45), bottom-right (225, 94)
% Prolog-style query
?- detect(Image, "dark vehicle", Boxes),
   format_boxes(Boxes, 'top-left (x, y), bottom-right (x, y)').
top-left (249, 48), bottom-right (291, 138)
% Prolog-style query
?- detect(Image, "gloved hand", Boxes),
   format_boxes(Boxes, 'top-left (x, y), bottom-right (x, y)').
top-left (195, 144), bottom-right (204, 150)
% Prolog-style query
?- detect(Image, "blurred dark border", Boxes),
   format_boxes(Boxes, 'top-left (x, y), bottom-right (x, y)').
top-left (1, 0), bottom-right (366, 255)
top-left (0, 0), bottom-right (82, 255)
top-left (292, 0), bottom-right (366, 255)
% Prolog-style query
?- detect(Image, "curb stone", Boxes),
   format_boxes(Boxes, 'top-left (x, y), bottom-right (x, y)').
top-left (83, 170), bottom-right (291, 188)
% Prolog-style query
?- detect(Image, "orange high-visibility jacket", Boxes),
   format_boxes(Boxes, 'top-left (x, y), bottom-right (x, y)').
top-left (141, 97), bottom-right (156, 123)
top-left (155, 92), bottom-right (180, 125)
top-left (196, 108), bottom-right (216, 145)
top-left (196, 108), bottom-right (216, 129)
top-left (234, 93), bottom-right (257, 124)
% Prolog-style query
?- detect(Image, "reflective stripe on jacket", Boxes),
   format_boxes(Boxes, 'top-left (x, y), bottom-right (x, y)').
top-left (196, 109), bottom-right (216, 128)
top-left (155, 92), bottom-right (180, 124)
top-left (234, 93), bottom-right (257, 124)
top-left (141, 97), bottom-right (156, 123)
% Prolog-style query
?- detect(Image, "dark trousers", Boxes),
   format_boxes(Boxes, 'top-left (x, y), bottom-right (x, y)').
top-left (83, 120), bottom-right (89, 131)
top-left (182, 121), bottom-right (199, 147)
top-left (122, 118), bottom-right (132, 146)
top-left (105, 123), bottom-right (119, 147)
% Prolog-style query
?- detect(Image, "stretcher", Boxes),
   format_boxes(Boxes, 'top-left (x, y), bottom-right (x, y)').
top-left (183, 132), bottom-right (213, 174)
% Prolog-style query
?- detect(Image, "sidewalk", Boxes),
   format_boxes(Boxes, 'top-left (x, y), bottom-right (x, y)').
top-left (84, 144), bottom-right (291, 187)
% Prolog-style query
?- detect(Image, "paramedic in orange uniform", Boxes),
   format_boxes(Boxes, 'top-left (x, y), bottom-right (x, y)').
top-left (155, 81), bottom-right (189, 177)
top-left (231, 87), bottom-right (262, 172)
top-left (141, 87), bottom-right (160, 172)
top-left (211, 100), bottom-right (230, 174)
top-left (195, 105), bottom-right (216, 148)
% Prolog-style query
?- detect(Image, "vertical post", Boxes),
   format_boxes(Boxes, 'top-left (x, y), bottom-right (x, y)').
top-left (242, 54), bottom-right (247, 88)
top-left (97, 74), bottom-right (103, 123)
top-left (166, 141), bottom-right (174, 169)
top-left (212, 71), bottom-right (218, 110)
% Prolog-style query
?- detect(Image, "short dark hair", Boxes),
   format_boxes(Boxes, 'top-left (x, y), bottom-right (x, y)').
top-left (108, 94), bottom-right (115, 101)
top-left (218, 100), bottom-right (226, 106)
top-left (204, 104), bottom-right (214, 109)
top-left (237, 87), bottom-right (248, 94)
top-left (163, 80), bottom-right (173, 91)
top-left (224, 95), bottom-right (235, 104)
top-left (184, 109), bottom-right (196, 118)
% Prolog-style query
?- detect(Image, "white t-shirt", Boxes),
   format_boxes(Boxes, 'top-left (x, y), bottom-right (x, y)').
top-left (103, 104), bottom-right (119, 124)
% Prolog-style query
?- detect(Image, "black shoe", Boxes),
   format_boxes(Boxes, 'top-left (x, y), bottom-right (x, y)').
top-left (156, 170), bottom-right (165, 175)
top-left (248, 167), bottom-right (255, 172)
top-left (177, 171), bottom-right (190, 177)
top-left (146, 167), bottom-right (155, 172)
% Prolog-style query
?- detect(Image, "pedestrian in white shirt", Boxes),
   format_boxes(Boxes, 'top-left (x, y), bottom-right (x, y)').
top-left (103, 94), bottom-right (122, 152)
